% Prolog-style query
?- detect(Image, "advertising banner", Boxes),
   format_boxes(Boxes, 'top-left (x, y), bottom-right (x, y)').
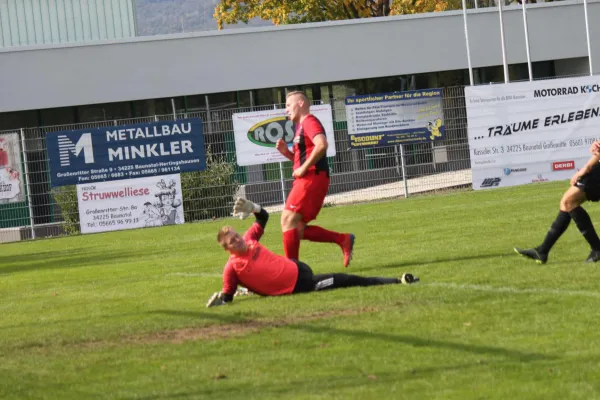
top-left (465, 76), bottom-right (600, 189)
top-left (46, 119), bottom-right (206, 187)
top-left (345, 88), bottom-right (445, 148)
top-left (77, 174), bottom-right (184, 234)
top-left (0, 133), bottom-right (25, 204)
top-left (232, 104), bottom-right (336, 166)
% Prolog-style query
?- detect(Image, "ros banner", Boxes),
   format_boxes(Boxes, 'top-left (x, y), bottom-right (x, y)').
top-left (77, 174), bottom-right (184, 234)
top-left (46, 119), bottom-right (206, 187)
top-left (0, 133), bottom-right (25, 204)
top-left (345, 88), bottom-right (445, 148)
top-left (465, 76), bottom-right (600, 190)
top-left (232, 104), bottom-right (336, 166)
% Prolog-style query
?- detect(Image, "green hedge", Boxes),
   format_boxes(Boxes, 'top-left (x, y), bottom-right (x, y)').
top-left (181, 148), bottom-right (239, 222)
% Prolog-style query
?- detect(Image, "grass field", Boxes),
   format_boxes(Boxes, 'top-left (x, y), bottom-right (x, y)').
top-left (2, 180), bottom-right (600, 399)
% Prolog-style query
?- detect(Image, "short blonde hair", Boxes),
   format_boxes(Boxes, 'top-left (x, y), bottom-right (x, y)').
top-left (217, 226), bottom-right (234, 246)
top-left (286, 90), bottom-right (309, 102)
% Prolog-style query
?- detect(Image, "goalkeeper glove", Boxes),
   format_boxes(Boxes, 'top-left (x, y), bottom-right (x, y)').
top-left (206, 292), bottom-right (228, 308)
top-left (232, 197), bottom-right (260, 220)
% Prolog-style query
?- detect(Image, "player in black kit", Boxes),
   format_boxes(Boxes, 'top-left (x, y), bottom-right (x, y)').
top-left (515, 144), bottom-right (600, 264)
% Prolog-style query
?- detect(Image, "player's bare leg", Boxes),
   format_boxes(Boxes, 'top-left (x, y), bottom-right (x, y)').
top-left (559, 185), bottom-right (587, 212)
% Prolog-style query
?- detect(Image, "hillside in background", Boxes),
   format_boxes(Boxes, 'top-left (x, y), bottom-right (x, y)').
top-left (135, 0), bottom-right (272, 36)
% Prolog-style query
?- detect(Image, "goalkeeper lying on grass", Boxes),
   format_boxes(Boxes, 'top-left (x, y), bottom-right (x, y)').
top-left (206, 198), bottom-right (419, 308)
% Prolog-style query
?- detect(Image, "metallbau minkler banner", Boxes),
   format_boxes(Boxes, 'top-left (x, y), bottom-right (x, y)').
top-left (46, 119), bottom-right (206, 187)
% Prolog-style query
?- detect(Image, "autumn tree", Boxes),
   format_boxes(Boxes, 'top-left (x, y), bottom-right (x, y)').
top-left (393, 0), bottom-right (462, 15)
top-left (214, 0), bottom-right (462, 29)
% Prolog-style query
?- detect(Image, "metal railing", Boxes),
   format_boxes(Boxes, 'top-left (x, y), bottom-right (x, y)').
top-left (0, 86), bottom-right (472, 243)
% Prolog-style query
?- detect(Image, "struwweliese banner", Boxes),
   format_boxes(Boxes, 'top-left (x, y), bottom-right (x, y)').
top-left (77, 174), bottom-right (184, 234)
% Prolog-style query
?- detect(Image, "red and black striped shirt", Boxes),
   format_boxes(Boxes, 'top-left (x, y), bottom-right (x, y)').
top-left (292, 114), bottom-right (329, 174)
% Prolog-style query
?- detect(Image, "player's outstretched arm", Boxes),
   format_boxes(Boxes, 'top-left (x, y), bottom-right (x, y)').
top-left (232, 197), bottom-right (260, 219)
top-left (208, 263), bottom-right (238, 308)
top-left (233, 197), bottom-right (269, 241)
top-left (590, 140), bottom-right (600, 155)
top-left (206, 288), bottom-right (253, 308)
top-left (233, 198), bottom-right (269, 226)
top-left (583, 153), bottom-right (600, 170)
top-left (571, 153), bottom-right (600, 186)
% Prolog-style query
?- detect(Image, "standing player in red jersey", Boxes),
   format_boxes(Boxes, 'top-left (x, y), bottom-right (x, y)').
top-left (206, 198), bottom-right (419, 307)
top-left (275, 91), bottom-right (355, 267)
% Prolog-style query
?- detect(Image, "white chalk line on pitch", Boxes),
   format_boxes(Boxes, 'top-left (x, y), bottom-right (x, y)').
top-left (426, 282), bottom-right (600, 299)
top-left (163, 276), bottom-right (600, 297)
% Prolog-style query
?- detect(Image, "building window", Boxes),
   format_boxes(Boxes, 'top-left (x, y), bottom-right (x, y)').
top-left (0, 111), bottom-right (40, 130)
top-left (40, 107), bottom-right (77, 126)
top-left (77, 102), bottom-right (133, 123)
top-left (207, 92), bottom-right (237, 110)
top-left (255, 88), bottom-right (285, 107)
top-left (184, 95), bottom-right (207, 112)
top-left (237, 91), bottom-right (252, 109)
top-left (133, 100), bottom-right (159, 117)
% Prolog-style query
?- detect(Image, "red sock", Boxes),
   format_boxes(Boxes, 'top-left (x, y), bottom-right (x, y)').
top-left (303, 226), bottom-right (345, 245)
top-left (283, 228), bottom-right (301, 260)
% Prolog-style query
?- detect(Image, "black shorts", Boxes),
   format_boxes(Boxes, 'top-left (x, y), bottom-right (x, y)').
top-left (292, 260), bottom-right (315, 293)
top-left (576, 162), bottom-right (600, 202)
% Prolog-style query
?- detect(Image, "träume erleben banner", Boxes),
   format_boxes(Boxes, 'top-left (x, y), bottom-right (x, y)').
top-left (466, 76), bottom-right (600, 190)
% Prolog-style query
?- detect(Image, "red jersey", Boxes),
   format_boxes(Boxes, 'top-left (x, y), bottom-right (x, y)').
top-left (292, 114), bottom-right (329, 174)
top-left (222, 223), bottom-right (298, 296)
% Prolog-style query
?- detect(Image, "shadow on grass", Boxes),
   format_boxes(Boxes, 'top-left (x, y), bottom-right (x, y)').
top-left (356, 251), bottom-right (513, 273)
top-left (0, 307), bottom-right (259, 334)
top-left (146, 309), bottom-right (255, 324)
top-left (126, 327), bottom-right (557, 400)
top-left (0, 249), bottom-right (90, 264)
top-left (146, 309), bottom-right (553, 362)
top-left (0, 311), bottom-right (145, 332)
top-left (0, 249), bottom-right (165, 275)
top-left (125, 359), bottom-right (532, 400)
top-left (285, 323), bottom-right (554, 362)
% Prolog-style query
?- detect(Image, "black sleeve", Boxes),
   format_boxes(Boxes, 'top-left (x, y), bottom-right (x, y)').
top-left (254, 208), bottom-right (269, 229)
top-left (222, 293), bottom-right (234, 303)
